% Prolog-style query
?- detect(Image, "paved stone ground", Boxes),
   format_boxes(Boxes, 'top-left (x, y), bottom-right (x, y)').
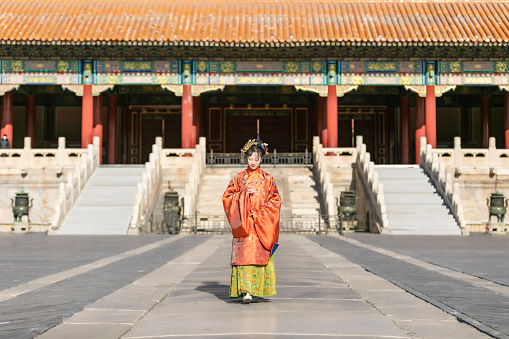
top-left (309, 234), bottom-right (509, 339)
top-left (0, 233), bottom-right (504, 338)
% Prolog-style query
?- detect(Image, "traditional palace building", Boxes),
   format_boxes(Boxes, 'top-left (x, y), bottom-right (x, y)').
top-left (1, 0), bottom-right (509, 164)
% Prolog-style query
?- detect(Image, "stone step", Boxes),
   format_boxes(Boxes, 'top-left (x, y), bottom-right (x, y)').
top-left (375, 166), bottom-right (460, 235)
top-left (196, 167), bottom-right (322, 231)
top-left (59, 165), bottom-right (145, 235)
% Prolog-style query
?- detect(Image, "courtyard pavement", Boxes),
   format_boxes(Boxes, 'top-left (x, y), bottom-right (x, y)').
top-left (0, 232), bottom-right (507, 338)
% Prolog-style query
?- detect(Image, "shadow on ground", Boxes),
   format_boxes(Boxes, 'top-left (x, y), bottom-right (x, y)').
top-left (195, 281), bottom-right (273, 304)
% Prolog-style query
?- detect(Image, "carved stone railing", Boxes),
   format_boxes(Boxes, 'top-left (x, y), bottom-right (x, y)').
top-left (182, 137), bottom-right (206, 218)
top-left (128, 138), bottom-right (163, 234)
top-left (313, 137), bottom-right (358, 217)
top-left (158, 137), bottom-right (206, 221)
top-left (354, 136), bottom-right (388, 233)
top-left (425, 136), bottom-right (509, 176)
top-left (48, 137), bottom-right (100, 234)
top-left (0, 137), bottom-right (89, 175)
top-left (313, 136), bottom-right (387, 233)
top-left (420, 136), bottom-right (467, 233)
top-left (313, 136), bottom-right (340, 218)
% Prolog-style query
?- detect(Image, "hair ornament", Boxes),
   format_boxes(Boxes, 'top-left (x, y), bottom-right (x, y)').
top-left (240, 139), bottom-right (269, 155)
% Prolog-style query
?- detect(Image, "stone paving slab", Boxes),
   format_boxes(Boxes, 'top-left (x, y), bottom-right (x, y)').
top-left (0, 233), bottom-right (496, 339)
top-left (0, 234), bottom-right (169, 290)
top-left (33, 235), bottom-right (490, 339)
top-left (309, 235), bottom-right (506, 338)
top-left (0, 235), bottom-right (206, 339)
top-left (348, 233), bottom-right (509, 285)
top-left (36, 236), bottom-right (225, 339)
top-left (122, 236), bottom-right (409, 339)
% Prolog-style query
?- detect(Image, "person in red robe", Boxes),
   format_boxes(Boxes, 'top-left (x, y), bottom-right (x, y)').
top-left (223, 139), bottom-right (281, 304)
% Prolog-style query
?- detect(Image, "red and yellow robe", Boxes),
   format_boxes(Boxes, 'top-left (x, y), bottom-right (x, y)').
top-left (223, 167), bottom-right (281, 266)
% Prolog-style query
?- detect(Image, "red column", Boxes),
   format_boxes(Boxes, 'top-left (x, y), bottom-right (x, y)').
top-left (181, 85), bottom-right (193, 148)
top-left (415, 95), bottom-right (426, 165)
top-left (1, 91), bottom-right (13, 146)
top-left (107, 96), bottom-right (117, 164)
top-left (400, 96), bottom-right (410, 164)
top-left (425, 85), bottom-right (436, 148)
top-left (193, 96), bottom-right (202, 142)
top-left (93, 95), bottom-right (103, 163)
top-left (505, 92), bottom-right (509, 149)
top-left (481, 96), bottom-right (491, 148)
top-left (25, 96), bottom-right (36, 147)
top-left (82, 85), bottom-right (93, 148)
top-left (326, 85), bottom-right (338, 148)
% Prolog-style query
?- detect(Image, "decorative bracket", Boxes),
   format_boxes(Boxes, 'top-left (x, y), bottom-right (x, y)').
top-left (161, 85), bottom-right (183, 96)
top-left (295, 85), bottom-right (328, 97)
top-left (161, 85), bottom-right (225, 97)
top-left (191, 85), bottom-right (225, 97)
top-left (91, 85), bottom-right (115, 96)
top-left (0, 85), bottom-right (19, 95)
top-left (336, 85), bottom-right (358, 97)
top-left (62, 85), bottom-right (115, 96)
top-left (405, 85), bottom-right (456, 97)
top-left (295, 85), bottom-right (358, 97)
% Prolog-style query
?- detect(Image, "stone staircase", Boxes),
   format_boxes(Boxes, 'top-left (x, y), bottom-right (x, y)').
top-left (193, 166), bottom-right (321, 232)
top-left (58, 165), bottom-right (145, 235)
top-left (376, 165), bottom-right (461, 235)
top-left (287, 167), bottom-right (321, 219)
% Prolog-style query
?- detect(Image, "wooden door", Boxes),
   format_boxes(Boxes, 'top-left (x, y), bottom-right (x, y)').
top-left (338, 106), bottom-right (387, 163)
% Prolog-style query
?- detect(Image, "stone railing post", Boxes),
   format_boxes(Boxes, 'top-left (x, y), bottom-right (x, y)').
top-left (22, 137), bottom-right (31, 173)
top-left (50, 139), bottom-right (99, 233)
top-left (489, 137), bottom-right (497, 175)
top-left (92, 136), bottom-right (100, 169)
top-left (445, 172), bottom-right (453, 197)
top-left (420, 136), bottom-right (427, 165)
top-left (432, 153), bottom-right (439, 175)
top-left (57, 137), bottom-right (66, 172)
top-left (453, 136), bottom-right (462, 176)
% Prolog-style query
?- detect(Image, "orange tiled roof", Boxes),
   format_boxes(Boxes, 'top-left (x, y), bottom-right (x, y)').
top-left (1, 0), bottom-right (509, 46)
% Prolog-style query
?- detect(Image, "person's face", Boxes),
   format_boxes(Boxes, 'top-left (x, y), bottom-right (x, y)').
top-left (247, 151), bottom-right (262, 170)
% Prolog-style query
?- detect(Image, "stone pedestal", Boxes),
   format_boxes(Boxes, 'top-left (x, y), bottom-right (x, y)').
top-left (11, 221), bottom-right (29, 233)
top-left (487, 222), bottom-right (508, 234)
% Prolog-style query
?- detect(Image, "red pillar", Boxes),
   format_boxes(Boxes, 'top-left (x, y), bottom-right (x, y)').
top-left (505, 92), bottom-right (509, 149)
top-left (25, 96), bottom-right (36, 148)
top-left (415, 95), bottom-right (426, 165)
top-left (425, 85), bottom-right (436, 148)
top-left (193, 96), bottom-right (202, 142)
top-left (481, 96), bottom-right (491, 148)
top-left (82, 85), bottom-right (93, 148)
top-left (107, 96), bottom-right (117, 164)
top-left (1, 91), bottom-right (13, 146)
top-left (327, 85), bottom-right (338, 148)
top-left (181, 85), bottom-right (193, 148)
top-left (400, 96), bottom-right (410, 164)
top-left (93, 95), bottom-right (103, 163)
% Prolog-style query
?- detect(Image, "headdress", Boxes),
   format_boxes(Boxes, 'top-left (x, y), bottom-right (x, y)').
top-left (240, 139), bottom-right (269, 155)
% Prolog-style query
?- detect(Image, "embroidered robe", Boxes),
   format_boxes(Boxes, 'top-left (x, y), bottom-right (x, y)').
top-left (223, 167), bottom-right (281, 266)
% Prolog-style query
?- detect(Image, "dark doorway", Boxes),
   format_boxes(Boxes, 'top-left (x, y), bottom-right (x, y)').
top-left (338, 106), bottom-right (388, 163)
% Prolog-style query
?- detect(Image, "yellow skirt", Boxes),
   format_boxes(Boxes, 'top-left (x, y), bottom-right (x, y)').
top-left (229, 256), bottom-right (276, 298)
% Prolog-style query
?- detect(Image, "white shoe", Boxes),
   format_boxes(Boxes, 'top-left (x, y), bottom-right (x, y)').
top-left (242, 293), bottom-right (253, 304)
